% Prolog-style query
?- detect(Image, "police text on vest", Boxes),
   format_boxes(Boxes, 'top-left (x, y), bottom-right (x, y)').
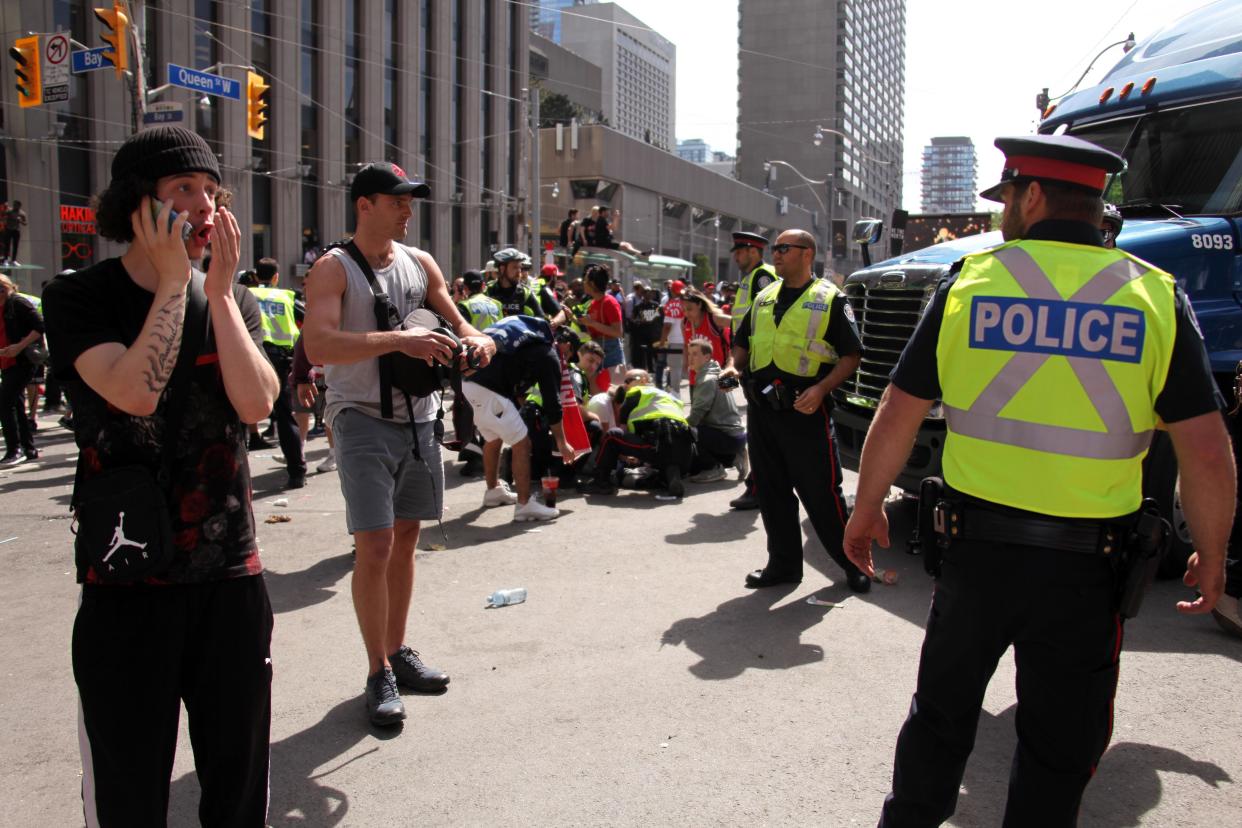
top-left (969, 296), bottom-right (1145, 363)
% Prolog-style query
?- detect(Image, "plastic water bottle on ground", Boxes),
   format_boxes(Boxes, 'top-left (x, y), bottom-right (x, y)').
top-left (487, 587), bottom-right (527, 608)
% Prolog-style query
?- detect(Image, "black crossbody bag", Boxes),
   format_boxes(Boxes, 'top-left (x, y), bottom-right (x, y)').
top-left (71, 273), bottom-right (208, 583)
top-left (341, 240), bottom-right (444, 417)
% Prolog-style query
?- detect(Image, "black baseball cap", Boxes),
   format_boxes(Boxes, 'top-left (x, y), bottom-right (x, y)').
top-left (350, 162), bottom-right (431, 202)
top-left (463, 269), bottom-right (485, 291)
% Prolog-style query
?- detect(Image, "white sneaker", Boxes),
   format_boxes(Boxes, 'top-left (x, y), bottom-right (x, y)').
top-left (483, 484), bottom-right (518, 508)
top-left (689, 465), bottom-right (727, 483)
top-left (513, 499), bottom-right (558, 522)
top-left (316, 451), bottom-right (337, 473)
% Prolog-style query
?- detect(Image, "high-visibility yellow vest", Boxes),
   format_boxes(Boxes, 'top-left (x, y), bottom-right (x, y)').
top-left (937, 239), bottom-right (1177, 518)
top-left (569, 298), bottom-right (593, 342)
top-left (462, 293), bottom-right (503, 331)
top-left (733, 262), bottom-right (777, 334)
top-left (748, 278), bottom-right (840, 377)
top-left (624, 385), bottom-right (687, 432)
top-left (248, 285), bottom-right (298, 349)
top-left (527, 364), bottom-right (587, 407)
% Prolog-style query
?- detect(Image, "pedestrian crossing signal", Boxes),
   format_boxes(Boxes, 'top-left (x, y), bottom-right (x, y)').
top-left (9, 36), bottom-right (41, 108)
top-left (94, 2), bottom-right (129, 78)
top-left (247, 70), bottom-right (269, 140)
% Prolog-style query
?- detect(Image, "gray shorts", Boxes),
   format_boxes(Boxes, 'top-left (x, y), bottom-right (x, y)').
top-left (332, 407), bottom-right (444, 533)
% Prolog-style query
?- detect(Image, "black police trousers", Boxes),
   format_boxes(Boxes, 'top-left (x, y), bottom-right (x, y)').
top-left (747, 398), bottom-right (860, 580)
top-left (265, 346), bottom-right (305, 477)
top-left (880, 539), bottom-right (1122, 828)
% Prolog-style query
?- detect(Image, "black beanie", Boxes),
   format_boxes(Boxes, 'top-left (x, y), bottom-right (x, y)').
top-left (111, 125), bottom-right (221, 184)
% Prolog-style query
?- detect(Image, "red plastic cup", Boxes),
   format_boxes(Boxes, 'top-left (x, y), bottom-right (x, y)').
top-left (541, 476), bottom-right (559, 508)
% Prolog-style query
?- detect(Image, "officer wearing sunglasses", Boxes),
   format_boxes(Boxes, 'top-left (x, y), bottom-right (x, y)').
top-left (730, 228), bottom-right (870, 593)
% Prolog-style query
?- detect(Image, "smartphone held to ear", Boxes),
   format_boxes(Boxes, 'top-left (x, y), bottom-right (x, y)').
top-left (152, 199), bottom-right (194, 241)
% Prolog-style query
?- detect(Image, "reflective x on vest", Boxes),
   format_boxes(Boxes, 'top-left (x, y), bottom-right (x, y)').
top-left (945, 245), bottom-right (1154, 460)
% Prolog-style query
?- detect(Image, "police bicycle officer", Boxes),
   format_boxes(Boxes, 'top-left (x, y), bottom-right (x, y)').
top-left (724, 230), bottom-right (779, 510)
top-left (843, 135), bottom-right (1234, 826)
top-left (248, 258), bottom-right (307, 488)
top-left (732, 228), bottom-right (871, 593)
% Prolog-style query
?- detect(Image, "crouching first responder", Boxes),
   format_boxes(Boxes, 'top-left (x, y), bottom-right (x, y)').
top-left (843, 134), bottom-right (1234, 826)
top-left (731, 228), bottom-right (870, 593)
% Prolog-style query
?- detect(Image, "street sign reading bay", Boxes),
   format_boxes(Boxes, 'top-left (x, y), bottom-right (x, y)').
top-left (142, 101), bottom-right (184, 127)
top-left (167, 63), bottom-right (241, 101)
top-left (71, 47), bottom-right (114, 74)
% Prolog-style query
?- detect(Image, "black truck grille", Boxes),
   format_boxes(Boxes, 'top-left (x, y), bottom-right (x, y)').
top-left (834, 283), bottom-right (929, 407)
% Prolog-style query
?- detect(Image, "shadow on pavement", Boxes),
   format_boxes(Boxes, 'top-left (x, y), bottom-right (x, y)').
top-left (168, 698), bottom-right (403, 826)
top-left (944, 704), bottom-right (1231, 827)
top-left (663, 509), bottom-right (761, 545)
top-left (660, 582), bottom-right (852, 679)
top-left (264, 553), bottom-right (354, 615)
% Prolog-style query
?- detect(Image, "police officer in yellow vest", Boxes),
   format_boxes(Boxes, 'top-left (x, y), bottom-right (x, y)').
top-left (581, 371), bottom-right (694, 499)
top-left (247, 258), bottom-right (307, 487)
top-left (449, 269), bottom-right (503, 474)
top-left (456, 270), bottom-right (503, 331)
top-left (843, 135), bottom-right (1234, 826)
top-left (726, 230), bottom-right (779, 511)
top-left (731, 228), bottom-right (869, 592)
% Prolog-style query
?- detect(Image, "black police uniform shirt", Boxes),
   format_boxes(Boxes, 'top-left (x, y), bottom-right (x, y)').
top-left (467, 343), bottom-right (565, 426)
top-left (488, 282), bottom-right (562, 319)
top-left (734, 278), bottom-right (863, 392)
top-left (42, 259), bottom-right (266, 584)
top-left (891, 219), bottom-right (1224, 425)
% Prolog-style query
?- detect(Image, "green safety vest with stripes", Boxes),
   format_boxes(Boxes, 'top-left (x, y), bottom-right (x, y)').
top-left (569, 298), bottom-right (593, 342)
top-left (624, 385), bottom-right (687, 433)
top-left (748, 278), bottom-right (840, 377)
top-left (937, 239), bottom-right (1177, 519)
top-left (526, 364), bottom-right (587, 408)
top-left (248, 286), bottom-right (298, 349)
top-left (732, 262), bottom-right (777, 334)
top-left (462, 293), bottom-right (503, 331)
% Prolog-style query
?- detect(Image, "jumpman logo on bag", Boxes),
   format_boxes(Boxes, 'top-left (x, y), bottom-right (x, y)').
top-left (102, 511), bottom-right (148, 562)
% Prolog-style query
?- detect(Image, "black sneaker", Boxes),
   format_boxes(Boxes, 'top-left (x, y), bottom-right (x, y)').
top-left (365, 668), bottom-right (406, 726)
top-left (665, 464), bottom-right (684, 499)
top-left (389, 645), bottom-right (450, 692)
top-left (581, 477), bottom-right (618, 496)
top-left (248, 434), bottom-right (274, 451)
top-left (286, 473), bottom-right (306, 489)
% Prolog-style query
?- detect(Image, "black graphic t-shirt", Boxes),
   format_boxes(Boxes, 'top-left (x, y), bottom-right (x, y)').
top-left (43, 258), bottom-right (266, 585)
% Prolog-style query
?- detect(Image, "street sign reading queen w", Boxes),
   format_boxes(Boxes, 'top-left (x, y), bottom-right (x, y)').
top-left (166, 63), bottom-right (241, 100)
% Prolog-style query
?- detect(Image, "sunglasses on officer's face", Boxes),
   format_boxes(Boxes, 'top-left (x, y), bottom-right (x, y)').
top-left (771, 243), bottom-right (810, 254)
top-left (1101, 229), bottom-right (1116, 243)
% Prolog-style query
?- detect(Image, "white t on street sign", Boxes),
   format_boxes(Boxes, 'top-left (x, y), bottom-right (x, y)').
top-left (42, 31), bottom-right (71, 103)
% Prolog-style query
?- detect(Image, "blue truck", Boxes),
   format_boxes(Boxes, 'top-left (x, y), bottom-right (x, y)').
top-left (832, 0), bottom-right (1242, 575)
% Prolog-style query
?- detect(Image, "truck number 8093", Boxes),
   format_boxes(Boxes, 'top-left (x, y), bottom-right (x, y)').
top-left (1190, 233), bottom-right (1234, 250)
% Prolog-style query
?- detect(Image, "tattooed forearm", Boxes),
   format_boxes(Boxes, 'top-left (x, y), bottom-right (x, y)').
top-left (141, 292), bottom-right (186, 393)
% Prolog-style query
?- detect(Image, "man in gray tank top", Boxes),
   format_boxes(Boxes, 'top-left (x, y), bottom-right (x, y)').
top-left (303, 162), bottom-right (496, 726)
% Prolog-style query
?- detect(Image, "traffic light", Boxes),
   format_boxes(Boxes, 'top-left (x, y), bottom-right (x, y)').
top-left (9, 36), bottom-right (41, 108)
top-left (94, 1), bottom-right (129, 78)
top-left (247, 70), bottom-right (269, 140)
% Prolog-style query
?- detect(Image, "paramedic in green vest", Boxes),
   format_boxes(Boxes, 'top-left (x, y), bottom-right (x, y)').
top-left (731, 228), bottom-right (870, 593)
top-left (581, 370), bottom-right (694, 499)
top-left (843, 135), bottom-right (1234, 827)
top-left (725, 230), bottom-right (779, 511)
top-left (248, 257), bottom-right (306, 488)
top-left (449, 269), bottom-right (503, 473)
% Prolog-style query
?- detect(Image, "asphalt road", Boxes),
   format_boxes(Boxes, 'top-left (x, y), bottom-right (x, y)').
top-left (0, 411), bottom-right (1238, 827)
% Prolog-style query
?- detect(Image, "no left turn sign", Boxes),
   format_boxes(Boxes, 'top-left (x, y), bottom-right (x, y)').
top-left (42, 31), bottom-right (71, 103)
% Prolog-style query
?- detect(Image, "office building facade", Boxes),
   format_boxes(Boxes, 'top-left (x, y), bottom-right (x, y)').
top-left (1, 0), bottom-right (530, 289)
top-left (529, 0), bottom-right (598, 43)
top-left (920, 136), bottom-right (977, 213)
top-left (560, 3), bottom-right (676, 151)
top-left (676, 139), bottom-right (710, 163)
top-left (736, 0), bottom-right (905, 274)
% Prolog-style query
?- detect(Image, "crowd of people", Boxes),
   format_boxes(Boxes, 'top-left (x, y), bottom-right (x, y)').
top-left (5, 124), bottom-right (1240, 827)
